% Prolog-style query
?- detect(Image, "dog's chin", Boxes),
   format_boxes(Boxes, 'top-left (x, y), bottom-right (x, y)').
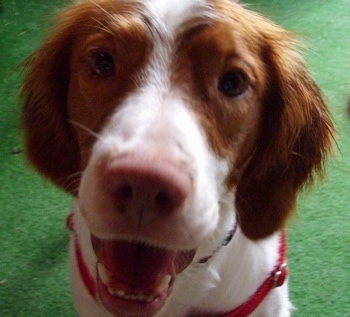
top-left (91, 234), bottom-right (196, 317)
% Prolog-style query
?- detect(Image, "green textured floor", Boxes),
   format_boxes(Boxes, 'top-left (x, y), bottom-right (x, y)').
top-left (0, 0), bottom-right (349, 316)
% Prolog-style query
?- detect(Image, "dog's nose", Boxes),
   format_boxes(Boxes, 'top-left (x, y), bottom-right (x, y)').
top-left (103, 156), bottom-right (192, 224)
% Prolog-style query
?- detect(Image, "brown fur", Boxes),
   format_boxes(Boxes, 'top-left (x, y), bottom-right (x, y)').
top-left (216, 3), bottom-right (335, 239)
top-left (21, 1), bottom-right (149, 194)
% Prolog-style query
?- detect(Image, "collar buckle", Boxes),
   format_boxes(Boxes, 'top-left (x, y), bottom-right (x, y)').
top-left (272, 262), bottom-right (288, 288)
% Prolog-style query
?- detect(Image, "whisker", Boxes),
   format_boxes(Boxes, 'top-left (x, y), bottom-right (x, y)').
top-left (92, 17), bottom-right (114, 35)
top-left (69, 120), bottom-right (102, 141)
top-left (58, 171), bottom-right (84, 193)
top-left (90, 0), bottom-right (117, 22)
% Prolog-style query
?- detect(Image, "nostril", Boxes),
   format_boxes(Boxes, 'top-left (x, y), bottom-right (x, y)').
top-left (115, 183), bottom-right (133, 202)
top-left (155, 190), bottom-right (172, 211)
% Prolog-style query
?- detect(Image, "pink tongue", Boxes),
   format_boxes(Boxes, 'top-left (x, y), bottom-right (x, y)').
top-left (98, 240), bottom-right (176, 288)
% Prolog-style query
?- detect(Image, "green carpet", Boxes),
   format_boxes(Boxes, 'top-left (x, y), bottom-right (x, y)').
top-left (1, 0), bottom-right (349, 316)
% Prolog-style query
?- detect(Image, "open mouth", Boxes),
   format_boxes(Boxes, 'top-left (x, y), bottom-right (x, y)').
top-left (91, 235), bottom-right (196, 316)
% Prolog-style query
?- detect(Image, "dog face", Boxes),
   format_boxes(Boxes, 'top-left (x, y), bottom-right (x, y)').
top-left (21, 0), bottom-right (334, 315)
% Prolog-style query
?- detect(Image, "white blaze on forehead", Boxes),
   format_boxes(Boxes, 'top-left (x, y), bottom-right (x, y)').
top-left (142, 0), bottom-right (214, 32)
top-left (134, 0), bottom-right (215, 90)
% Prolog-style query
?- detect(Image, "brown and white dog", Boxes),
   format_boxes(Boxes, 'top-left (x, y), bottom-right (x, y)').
top-left (21, 0), bottom-right (334, 316)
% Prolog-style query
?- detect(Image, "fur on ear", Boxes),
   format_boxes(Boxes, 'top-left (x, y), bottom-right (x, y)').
top-left (21, 2), bottom-right (116, 194)
top-left (235, 18), bottom-right (335, 240)
top-left (21, 15), bottom-right (79, 194)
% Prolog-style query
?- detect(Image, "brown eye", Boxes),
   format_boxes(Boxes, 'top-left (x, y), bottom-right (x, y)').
top-left (90, 51), bottom-right (115, 77)
top-left (218, 71), bottom-right (249, 97)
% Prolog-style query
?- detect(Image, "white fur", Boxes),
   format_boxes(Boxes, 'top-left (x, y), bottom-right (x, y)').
top-left (142, 0), bottom-right (215, 32)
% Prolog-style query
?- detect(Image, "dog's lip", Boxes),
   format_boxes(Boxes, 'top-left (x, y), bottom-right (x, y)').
top-left (91, 234), bottom-right (196, 316)
top-left (91, 234), bottom-right (197, 276)
top-left (97, 276), bottom-right (173, 317)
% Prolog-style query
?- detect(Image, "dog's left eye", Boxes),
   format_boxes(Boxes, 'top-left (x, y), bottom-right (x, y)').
top-left (90, 51), bottom-right (115, 77)
top-left (218, 70), bottom-right (249, 97)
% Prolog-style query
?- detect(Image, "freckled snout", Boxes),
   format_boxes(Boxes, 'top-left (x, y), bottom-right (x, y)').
top-left (102, 155), bottom-right (192, 225)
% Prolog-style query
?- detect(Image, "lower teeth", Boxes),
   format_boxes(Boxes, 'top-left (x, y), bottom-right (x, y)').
top-left (98, 263), bottom-right (172, 303)
top-left (108, 287), bottom-right (155, 303)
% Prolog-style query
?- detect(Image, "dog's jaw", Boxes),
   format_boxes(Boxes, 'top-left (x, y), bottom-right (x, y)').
top-left (93, 237), bottom-right (196, 317)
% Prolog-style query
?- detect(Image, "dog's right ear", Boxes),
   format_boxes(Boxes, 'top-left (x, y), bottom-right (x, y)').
top-left (21, 3), bottom-right (108, 194)
top-left (21, 16), bottom-right (79, 194)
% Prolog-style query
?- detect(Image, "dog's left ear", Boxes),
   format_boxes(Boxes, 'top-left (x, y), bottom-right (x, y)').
top-left (235, 22), bottom-right (335, 240)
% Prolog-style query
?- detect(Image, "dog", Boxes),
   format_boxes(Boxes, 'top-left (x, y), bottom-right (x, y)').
top-left (21, 0), bottom-right (335, 316)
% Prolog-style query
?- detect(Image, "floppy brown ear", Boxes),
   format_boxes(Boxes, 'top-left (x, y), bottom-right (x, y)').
top-left (21, 7), bottom-right (85, 194)
top-left (235, 26), bottom-right (335, 240)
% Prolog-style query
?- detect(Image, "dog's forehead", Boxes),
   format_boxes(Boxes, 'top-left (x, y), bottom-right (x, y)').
top-left (140, 0), bottom-right (215, 33)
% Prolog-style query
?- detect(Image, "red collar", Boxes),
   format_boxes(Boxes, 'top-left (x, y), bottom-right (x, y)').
top-left (67, 214), bottom-right (288, 317)
top-left (67, 213), bottom-right (97, 299)
top-left (223, 232), bottom-right (288, 317)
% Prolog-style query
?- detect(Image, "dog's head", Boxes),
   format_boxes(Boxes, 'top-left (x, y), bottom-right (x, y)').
top-left (21, 0), bottom-right (334, 315)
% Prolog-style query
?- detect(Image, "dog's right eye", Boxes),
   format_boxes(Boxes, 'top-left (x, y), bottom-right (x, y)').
top-left (218, 70), bottom-right (249, 98)
top-left (90, 51), bottom-right (115, 77)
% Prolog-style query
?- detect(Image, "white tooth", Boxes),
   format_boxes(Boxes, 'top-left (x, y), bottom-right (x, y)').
top-left (108, 287), bottom-right (116, 296)
top-left (116, 290), bottom-right (125, 298)
top-left (125, 294), bottom-right (134, 301)
top-left (107, 287), bottom-right (156, 303)
top-left (98, 263), bottom-right (111, 285)
top-left (154, 275), bottom-right (172, 294)
top-left (146, 296), bottom-right (155, 303)
top-left (136, 294), bottom-right (145, 302)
